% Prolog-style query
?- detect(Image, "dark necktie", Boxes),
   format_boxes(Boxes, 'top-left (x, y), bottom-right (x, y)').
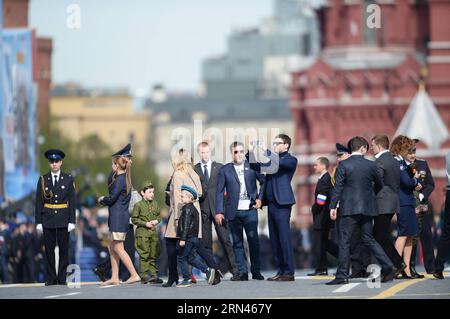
top-left (204, 164), bottom-right (209, 182)
top-left (53, 175), bottom-right (58, 187)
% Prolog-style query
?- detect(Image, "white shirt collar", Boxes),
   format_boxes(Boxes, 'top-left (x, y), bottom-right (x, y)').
top-left (351, 152), bottom-right (363, 156)
top-left (233, 162), bottom-right (244, 168)
top-left (51, 170), bottom-right (61, 180)
top-left (201, 159), bottom-right (212, 166)
top-left (319, 171), bottom-right (327, 179)
top-left (200, 159), bottom-right (212, 173)
top-left (374, 149), bottom-right (389, 159)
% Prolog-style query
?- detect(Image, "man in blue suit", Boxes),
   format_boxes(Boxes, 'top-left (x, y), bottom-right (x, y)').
top-left (215, 141), bottom-right (265, 281)
top-left (247, 134), bottom-right (297, 281)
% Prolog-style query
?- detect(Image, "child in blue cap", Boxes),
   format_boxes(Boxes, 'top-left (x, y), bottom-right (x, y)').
top-left (174, 185), bottom-right (220, 287)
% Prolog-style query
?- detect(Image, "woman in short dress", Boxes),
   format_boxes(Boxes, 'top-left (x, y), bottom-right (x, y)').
top-left (98, 155), bottom-right (140, 285)
top-left (390, 135), bottom-right (421, 279)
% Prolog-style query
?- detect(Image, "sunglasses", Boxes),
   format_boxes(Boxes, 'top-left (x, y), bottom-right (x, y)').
top-left (272, 141), bottom-right (285, 146)
top-left (234, 150), bottom-right (245, 154)
top-left (408, 147), bottom-right (417, 154)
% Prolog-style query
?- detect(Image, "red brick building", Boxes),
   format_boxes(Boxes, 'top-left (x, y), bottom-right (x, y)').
top-left (290, 0), bottom-right (450, 216)
top-left (2, 0), bottom-right (53, 131)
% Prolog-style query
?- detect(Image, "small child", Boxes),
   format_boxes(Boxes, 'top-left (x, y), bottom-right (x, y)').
top-left (176, 185), bottom-right (220, 287)
top-left (131, 180), bottom-right (162, 284)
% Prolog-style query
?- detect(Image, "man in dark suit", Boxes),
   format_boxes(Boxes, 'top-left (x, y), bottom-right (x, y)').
top-left (247, 134), bottom-right (297, 281)
top-left (327, 136), bottom-right (395, 285)
top-left (308, 157), bottom-right (338, 276)
top-left (433, 152), bottom-right (450, 280)
top-left (35, 149), bottom-right (76, 286)
top-left (405, 141), bottom-right (436, 276)
top-left (371, 135), bottom-right (405, 274)
top-left (333, 143), bottom-right (371, 278)
top-left (216, 141), bottom-right (265, 281)
top-left (194, 141), bottom-right (239, 280)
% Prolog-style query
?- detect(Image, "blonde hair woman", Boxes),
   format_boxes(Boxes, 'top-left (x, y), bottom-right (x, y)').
top-left (98, 155), bottom-right (140, 285)
top-left (162, 149), bottom-right (203, 287)
top-left (390, 135), bottom-right (422, 279)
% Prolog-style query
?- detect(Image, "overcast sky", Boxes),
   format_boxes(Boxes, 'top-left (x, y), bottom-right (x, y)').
top-left (29, 0), bottom-right (273, 94)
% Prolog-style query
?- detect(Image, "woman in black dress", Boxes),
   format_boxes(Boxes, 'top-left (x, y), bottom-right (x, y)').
top-left (98, 155), bottom-right (140, 285)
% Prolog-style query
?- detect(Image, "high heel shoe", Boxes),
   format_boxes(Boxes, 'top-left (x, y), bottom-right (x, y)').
top-left (395, 270), bottom-right (412, 280)
top-left (162, 278), bottom-right (179, 287)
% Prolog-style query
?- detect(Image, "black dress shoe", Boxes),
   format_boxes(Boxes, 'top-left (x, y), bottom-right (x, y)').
top-left (349, 271), bottom-right (369, 279)
top-left (230, 273), bottom-right (241, 281)
top-left (276, 275), bottom-right (295, 282)
top-left (433, 270), bottom-right (444, 280)
top-left (252, 273), bottom-right (264, 280)
top-left (307, 270), bottom-right (328, 276)
top-left (149, 276), bottom-right (163, 284)
top-left (326, 278), bottom-right (348, 285)
top-left (45, 280), bottom-right (57, 286)
top-left (267, 273), bottom-right (281, 281)
top-left (238, 273), bottom-right (249, 281)
top-left (381, 268), bottom-right (396, 283)
top-left (92, 267), bottom-right (108, 282)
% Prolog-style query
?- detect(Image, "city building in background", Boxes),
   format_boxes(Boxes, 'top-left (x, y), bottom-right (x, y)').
top-left (202, 0), bottom-right (320, 100)
top-left (290, 0), bottom-right (450, 216)
top-left (146, 93), bottom-right (294, 182)
top-left (50, 84), bottom-right (152, 160)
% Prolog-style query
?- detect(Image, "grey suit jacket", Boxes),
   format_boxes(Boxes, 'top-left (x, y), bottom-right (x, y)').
top-left (375, 151), bottom-right (400, 214)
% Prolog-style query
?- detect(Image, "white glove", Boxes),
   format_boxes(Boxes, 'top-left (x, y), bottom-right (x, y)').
top-left (68, 223), bottom-right (76, 232)
top-left (36, 224), bottom-right (43, 232)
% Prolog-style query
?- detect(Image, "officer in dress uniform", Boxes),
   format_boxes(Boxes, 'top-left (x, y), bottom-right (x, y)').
top-left (406, 140), bottom-right (436, 277)
top-left (35, 149), bottom-right (76, 286)
top-left (308, 157), bottom-right (338, 276)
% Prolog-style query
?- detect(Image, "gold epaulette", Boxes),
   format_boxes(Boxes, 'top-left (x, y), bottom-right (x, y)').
top-left (41, 176), bottom-right (53, 200)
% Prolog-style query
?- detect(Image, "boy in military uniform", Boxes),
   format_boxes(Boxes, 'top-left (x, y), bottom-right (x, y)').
top-left (35, 149), bottom-right (76, 286)
top-left (131, 181), bottom-right (162, 284)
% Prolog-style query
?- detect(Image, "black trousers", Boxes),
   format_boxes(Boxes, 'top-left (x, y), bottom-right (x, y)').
top-left (96, 224), bottom-right (136, 280)
top-left (202, 211), bottom-right (238, 275)
top-left (313, 228), bottom-right (338, 271)
top-left (336, 213), bottom-right (371, 274)
top-left (43, 227), bottom-right (69, 284)
top-left (436, 190), bottom-right (450, 272)
top-left (195, 244), bottom-right (219, 270)
top-left (412, 212), bottom-right (436, 273)
top-left (374, 213), bottom-right (404, 269)
top-left (336, 215), bottom-right (393, 279)
top-left (166, 237), bottom-right (179, 281)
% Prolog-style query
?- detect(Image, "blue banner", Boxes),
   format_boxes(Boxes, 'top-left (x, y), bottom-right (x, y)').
top-left (1, 28), bottom-right (38, 202)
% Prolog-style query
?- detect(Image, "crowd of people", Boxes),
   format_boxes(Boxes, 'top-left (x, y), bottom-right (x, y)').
top-left (1, 133), bottom-right (449, 286)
